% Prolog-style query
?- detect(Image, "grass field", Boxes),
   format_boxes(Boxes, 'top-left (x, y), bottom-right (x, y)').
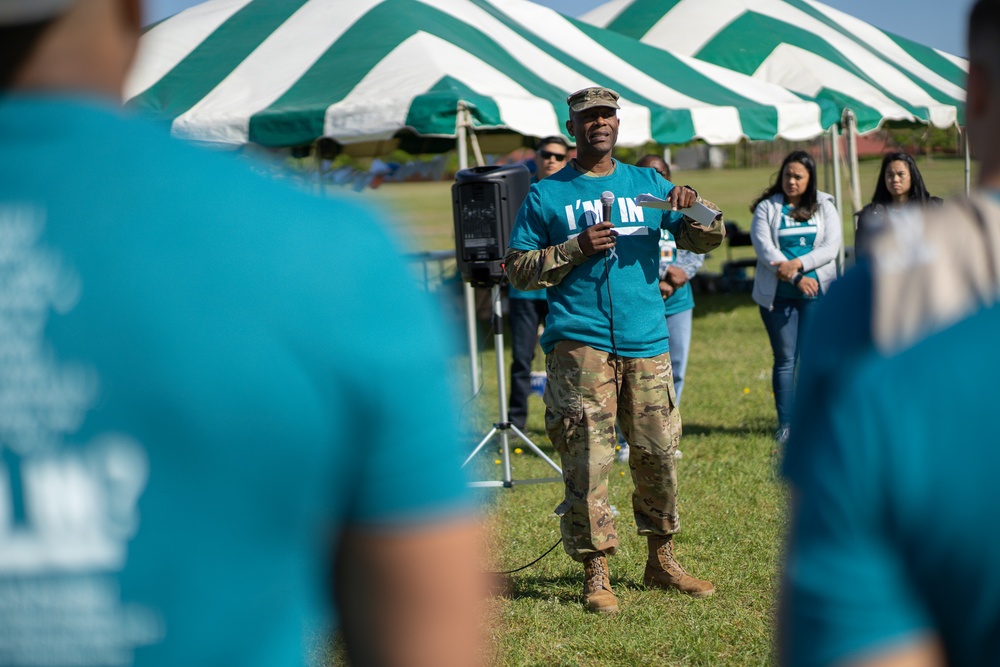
top-left (461, 292), bottom-right (783, 667)
top-left (331, 157), bottom-right (970, 666)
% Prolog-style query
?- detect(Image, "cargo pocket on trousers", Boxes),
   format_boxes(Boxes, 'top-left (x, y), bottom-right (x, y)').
top-left (544, 390), bottom-right (584, 456)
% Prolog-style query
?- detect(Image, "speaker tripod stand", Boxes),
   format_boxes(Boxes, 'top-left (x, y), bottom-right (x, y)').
top-left (463, 284), bottom-right (562, 488)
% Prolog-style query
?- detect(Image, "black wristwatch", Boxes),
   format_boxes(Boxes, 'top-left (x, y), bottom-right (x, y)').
top-left (792, 272), bottom-right (805, 285)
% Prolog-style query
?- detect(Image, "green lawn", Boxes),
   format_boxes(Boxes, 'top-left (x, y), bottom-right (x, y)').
top-left (336, 157), bottom-right (970, 666)
top-left (462, 291), bottom-right (782, 667)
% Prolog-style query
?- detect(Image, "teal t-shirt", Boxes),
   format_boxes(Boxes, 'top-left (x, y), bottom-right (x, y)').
top-left (508, 161), bottom-right (682, 357)
top-left (776, 203), bottom-right (820, 299)
top-left (508, 175), bottom-right (549, 302)
top-left (783, 263), bottom-right (1000, 666)
top-left (659, 229), bottom-right (694, 316)
top-left (508, 284), bottom-right (546, 300)
top-left (0, 96), bottom-right (470, 667)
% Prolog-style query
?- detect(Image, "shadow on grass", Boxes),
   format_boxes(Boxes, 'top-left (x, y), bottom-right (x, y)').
top-left (691, 291), bottom-right (758, 319)
top-left (498, 568), bottom-right (651, 605)
top-left (683, 420), bottom-right (774, 437)
top-left (500, 572), bottom-right (578, 605)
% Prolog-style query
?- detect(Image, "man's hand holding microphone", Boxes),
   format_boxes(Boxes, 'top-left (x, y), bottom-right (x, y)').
top-left (580, 191), bottom-right (617, 256)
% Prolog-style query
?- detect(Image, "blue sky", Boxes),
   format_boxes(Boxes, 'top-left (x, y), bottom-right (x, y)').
top-left (144, 0), bottom-right (975, 58)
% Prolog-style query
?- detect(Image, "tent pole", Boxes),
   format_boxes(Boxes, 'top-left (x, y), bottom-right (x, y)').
top-left (469, 126), bottom-right (485, 168)
top-left (831, 123), bottom-right (845, 274)
top-left (821, 133), bottom-right (831, 194)
top-left (458, 103), bottom-right (470, 171)
top-left (965, 128), bottom-right (972, 195)
top-left (457, 103), bottom-right (481, 394)
top-left (844, 110), bottom-right (862, 215)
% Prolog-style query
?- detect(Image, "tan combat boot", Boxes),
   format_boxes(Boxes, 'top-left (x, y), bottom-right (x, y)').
top-left (643, 535), bottom-right (715, 598)
top-left (582, 553), bottom-right (619, 614)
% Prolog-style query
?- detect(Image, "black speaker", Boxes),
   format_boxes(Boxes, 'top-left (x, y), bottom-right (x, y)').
top-left (452, 164), bottom-right (531, 287)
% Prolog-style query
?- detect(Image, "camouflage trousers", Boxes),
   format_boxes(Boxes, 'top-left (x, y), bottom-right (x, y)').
top-left (544, 340), bottom-right (681, 562)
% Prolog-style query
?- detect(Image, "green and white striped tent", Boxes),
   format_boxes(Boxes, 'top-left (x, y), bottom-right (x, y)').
top-left (582, 0), bottom-right (967, 132)
top-left (123, 0), bottom-right (840, 152)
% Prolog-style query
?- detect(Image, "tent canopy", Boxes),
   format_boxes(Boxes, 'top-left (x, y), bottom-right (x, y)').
top-left (124, 0), bottom-right (839, 151)
top-left (582, 0), bottom-right (967, 133)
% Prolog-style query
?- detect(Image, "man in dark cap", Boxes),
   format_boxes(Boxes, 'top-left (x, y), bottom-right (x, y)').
top-left (505, 86), bottom-right (724, 614)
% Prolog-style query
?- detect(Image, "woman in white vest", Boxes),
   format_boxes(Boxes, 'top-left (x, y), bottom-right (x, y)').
top-left (750, 150), bottom-right (841, 444)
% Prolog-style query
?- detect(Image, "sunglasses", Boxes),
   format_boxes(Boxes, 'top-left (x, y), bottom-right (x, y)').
top-left (538, 149), bottom-right (567, 162)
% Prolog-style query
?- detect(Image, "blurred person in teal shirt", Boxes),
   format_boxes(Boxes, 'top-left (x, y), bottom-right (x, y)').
top-left (780, 2), bottom-right (1000, 665)
top-left (0, 2), bottom-right (484, 666)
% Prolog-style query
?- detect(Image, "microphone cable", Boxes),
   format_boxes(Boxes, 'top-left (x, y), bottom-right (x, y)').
top-left (488, 537), bottom-right (564, 575)
top-left (602, 250), bottom-right (621, 397)
top-left (599, 191), bottom-right (622, 397)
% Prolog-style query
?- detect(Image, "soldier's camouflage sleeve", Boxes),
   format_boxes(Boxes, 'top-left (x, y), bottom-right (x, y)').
top-left (504, 237), bottom-right (589, 291)
top-left (675, 196), bottom-right (725, 254)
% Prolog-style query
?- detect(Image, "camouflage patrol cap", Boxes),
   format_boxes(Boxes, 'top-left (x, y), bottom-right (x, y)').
top-left (566, 87), bottom-right (621, 113)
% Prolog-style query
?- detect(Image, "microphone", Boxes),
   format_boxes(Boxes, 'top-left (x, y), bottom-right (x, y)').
top-left (601, 191), bottom-right (614, 224)
top-left (600, 191), bottom-right (616, 260)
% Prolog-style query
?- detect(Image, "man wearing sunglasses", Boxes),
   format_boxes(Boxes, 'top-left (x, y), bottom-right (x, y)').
top-left (508, 136), bottom-right (571, 432)
top-left (535, 136), bottom-right (571, 180)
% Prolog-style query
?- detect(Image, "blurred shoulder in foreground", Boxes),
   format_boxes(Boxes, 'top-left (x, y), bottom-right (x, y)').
top-left (0, 1), bottom-right (485, 666)
top-left (780, 1), bottom-right (1000, 660)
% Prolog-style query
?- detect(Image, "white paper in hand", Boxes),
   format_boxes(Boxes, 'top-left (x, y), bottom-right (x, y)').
top-left (636, 194), bottom-right (721, 225)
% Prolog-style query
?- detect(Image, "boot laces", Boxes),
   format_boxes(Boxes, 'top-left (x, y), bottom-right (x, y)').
top-left (585, 556), bottom-right (610, 591)
top-left (657, 538), bottom-right (688, 575)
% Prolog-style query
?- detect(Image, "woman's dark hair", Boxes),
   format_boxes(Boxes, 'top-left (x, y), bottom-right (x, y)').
top-left (536, 135), bottom-right (569, 150)
top-left (870, 152), bottom-right (933, 205)
top-left (750, 150), bottom-right (819, 222)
